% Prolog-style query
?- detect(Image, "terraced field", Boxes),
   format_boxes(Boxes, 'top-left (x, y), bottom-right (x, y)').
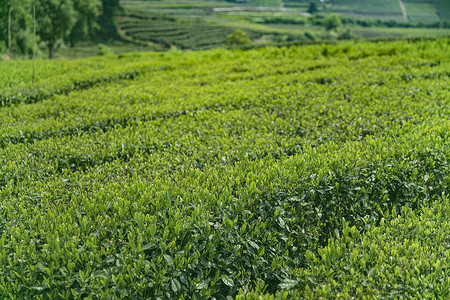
top-left (122, 0), bottom-right (450, 22)
top-left (282, 0), bottom-right (310, 9)
top-left (403, 0), bottom-right (440, 23)
top-left (0, 39), bottom-right (449, 298)
top-left (117, 12), bottom-right (261, 50)
top-left (434, 0), bottom-right (450, 20)
top-left (116, 0), bottom-right (450, 52)
top-left (285, 0), bottom-right (450, 22)
top-left (331, 0), bottom-right (403, 19)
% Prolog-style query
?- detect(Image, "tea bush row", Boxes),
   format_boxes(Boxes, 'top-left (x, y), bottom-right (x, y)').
top-left (0, 38), bottom-right (448, 298)
top-left (238, 196), bottom-right (450, 299)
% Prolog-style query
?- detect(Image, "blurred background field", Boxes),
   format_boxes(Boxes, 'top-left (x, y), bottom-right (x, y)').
top-left (0, 0), bottom-right (449, 59)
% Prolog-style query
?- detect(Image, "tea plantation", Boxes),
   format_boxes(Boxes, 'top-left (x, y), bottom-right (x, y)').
top-left (0, 39), bottom-right (448, 298)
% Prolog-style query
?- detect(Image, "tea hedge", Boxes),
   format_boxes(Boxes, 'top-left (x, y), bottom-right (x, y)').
top-left (0, 53), bottom-right (176, 106)
top-left (0, 38), bottom-right (448, 298)
top-left (237, 195), bottom-right (450, 299)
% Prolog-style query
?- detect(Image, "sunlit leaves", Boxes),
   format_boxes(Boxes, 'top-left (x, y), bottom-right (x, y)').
top-left (0, 38), bottom-right (448, 299)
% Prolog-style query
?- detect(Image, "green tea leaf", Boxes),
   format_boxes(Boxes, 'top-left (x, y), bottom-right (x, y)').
top-left (171, 278), bottom-right (181, 293)
top-left (278, 279), bottom-right (298, 290)
top-left (222, 277), bottom-right (234, 287)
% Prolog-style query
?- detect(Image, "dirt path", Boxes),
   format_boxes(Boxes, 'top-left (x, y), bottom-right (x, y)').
top-left (398, 0), bottom-right (408, 20)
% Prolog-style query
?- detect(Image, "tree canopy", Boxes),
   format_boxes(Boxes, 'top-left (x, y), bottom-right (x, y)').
top-left (35, 0), bottom-right (77, 58)
top-left (0, 0), bottom-right (121, 58)
top-left (97, 0), bottom-right (122, 40)
top-left (323, 13), bottom-right (342, 31)
top-left (68, 0), bottom-right (101, 46)
top-left (225, 30), bottom-right (252, 47)
top-left (308, 2), bottom-right (318, 14)
top-left (0, 0), bottom-right (33, 55)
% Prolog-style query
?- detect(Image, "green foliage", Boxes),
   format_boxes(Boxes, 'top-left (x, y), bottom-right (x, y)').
top-left (340, 15), bottom-right (450, 29)
top-left (304, 31), bottom-right (317, 40)
top-left (237, 280), bottom-right (289, 299)
top-left (35, 0), bottom-right (77, 58)
top-left (0, 40), bottom-right (6, 55)
top-left (97, 0), bottom-right (122, 40)
top-left (308, 2), bottom-right (318, 14)
top-left (246, 14), bottom-right (307, 25)
top-left (338, 29), bottom-right (357, 40)
top-left (0, 39), bottom-right (448, 298)
top-left (68, 0), bottom-right (101, 46)
top-left (97, 43), bottom-right (113, 56)
top-left (323, 13), bottom-right (342, 31)
top-left (117, 11), bottom-right (257, 50)
top-left (0, 0), bottom-right (33, 55)
top-left (0, 0), bottom-right (120, 58)
top-left (242, 196), bottom-right (450, 298)
top-left (226, 29), bottom-right (253, 47)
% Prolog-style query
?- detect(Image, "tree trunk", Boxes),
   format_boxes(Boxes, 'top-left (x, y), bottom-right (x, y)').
top-left (8, 4), bottom-right (12, 52)
top-left (48, 40), bottom-right (55, 59)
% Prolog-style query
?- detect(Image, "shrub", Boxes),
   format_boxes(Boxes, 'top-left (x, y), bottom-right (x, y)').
top-left (323, 14), bottom-right (342, 31)
top-left (338, 29), bottom-right (357, 40)
top-left (239, 196), bottom-right (450, 298)
top-left (308, 2), bottom-right (318, 14)
top-left (226, 30), bottom-right (252, 47)
top-left (97, 43), bottom-right (113, 56)
top-left (304, 31), bottom-right (317, 40)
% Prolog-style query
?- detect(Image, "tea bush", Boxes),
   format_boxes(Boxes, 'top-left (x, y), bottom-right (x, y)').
top-left (238, 196), bottom-right (450, 299)
top-left (0, 38), bottom-right (448, 298)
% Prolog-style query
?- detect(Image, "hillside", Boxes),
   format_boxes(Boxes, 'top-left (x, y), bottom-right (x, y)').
top-left (0, 38), bottom-right (449, 298)
top-left (116, 0), bottom-right (450, 51)
top-left (121, 0), bottom-right (450, 21)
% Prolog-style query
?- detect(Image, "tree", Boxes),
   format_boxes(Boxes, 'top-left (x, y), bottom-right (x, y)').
top-left (323, 13), bottom-right (342, 31)
top-left (338, 29), bottom-right (357, 40)
top-left (225, 30), bottom-right (252, 47)
top-left (0, 0), bottom-right (123, 58)
top-left (97, 0), bottom-right (121, 40)
top-left (0, 0), bottom-right (33, 55)
top-left (68, 0), bottom-right (100, 46)
top-left (35, 0), bottom-right (77, 58)
top-left (308, 2), bottom-right (318, 14)
top-left (7, 1), bottom-right (12, 51)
